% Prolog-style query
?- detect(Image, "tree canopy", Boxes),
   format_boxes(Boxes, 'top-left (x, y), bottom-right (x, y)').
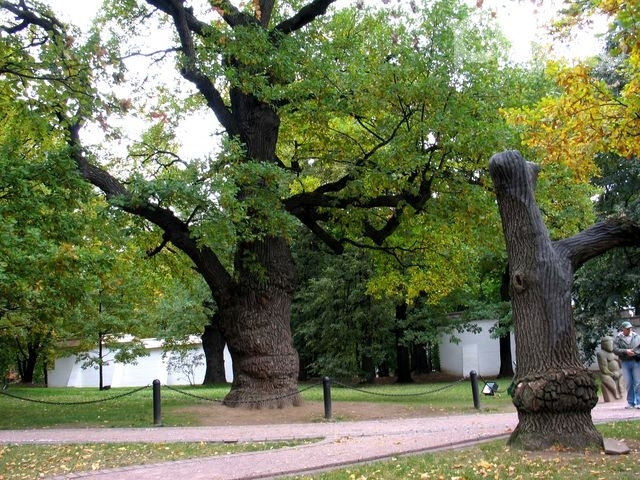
top-left (0, 0), bottom-right (592, 403)
top-left (503, 0), bottom-right (640, 180)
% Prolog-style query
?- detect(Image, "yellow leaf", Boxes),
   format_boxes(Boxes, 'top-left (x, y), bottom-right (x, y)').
top-left (476, 459), bottom-right (493, 469)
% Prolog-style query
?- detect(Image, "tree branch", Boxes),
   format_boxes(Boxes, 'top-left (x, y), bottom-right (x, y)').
top-left (63, 118), bottom-right (233, 299)
top-left (283, 108), bottom-right (435, 248)
top-left (145, 0), bottom-right (238, 135)
top-left (209, 0), bottom-right (254, 27)
top-left (296, 212), bottom-right (344, 254)
top-left (147, 236), bottom-right (170, 257)
top-left (555, 217), bottom-right (640, 271)
top-left (274, 0), bottom-right (336, 35)
top-left (0, 0), bottom-right (64, 34)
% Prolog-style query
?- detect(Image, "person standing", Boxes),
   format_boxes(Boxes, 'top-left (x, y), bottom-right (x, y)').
top-left (612, 321), bottom-right (640, 409)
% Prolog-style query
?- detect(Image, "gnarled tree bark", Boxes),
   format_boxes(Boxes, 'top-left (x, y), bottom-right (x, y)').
top-left (489, 150), bottom-right (640, 450)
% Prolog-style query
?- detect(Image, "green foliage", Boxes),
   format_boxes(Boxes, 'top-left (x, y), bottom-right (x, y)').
top-left (0, 79), bottom-right (98, 380)
top-left (63, 216), bottom-right (213, 374)
top-left (153, 272), bottom-right (211, 382)
top-left (279, 0), bottom-right (556, 305)
top-left (282, 1), bottom-right (595, 374)
top-left (534, 161), bottom-right (598, 240)
top-left (0, 74), bottom-right (209, 379)
top-left (87, 0), bottom-right (554, 301)
top-left (292, 242), bottom-right (395, 379)
top-left (573, 153), bottom-right (640, 361)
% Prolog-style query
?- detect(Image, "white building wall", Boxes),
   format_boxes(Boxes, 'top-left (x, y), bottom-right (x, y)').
top-left (439, 319), bottom-right (516, 377)
top-left (111, 349), bottom-right (168, 387)
top-left (47, 355), bottom-right (75, 387)
top-left (439, 318), bottom-right (619, 377)
top-left (48, 340), bottom-right (233, 388)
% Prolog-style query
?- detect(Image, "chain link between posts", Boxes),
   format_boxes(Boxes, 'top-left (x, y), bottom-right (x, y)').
top-left (0, 374), bottom-right (480, 416)
top-left (163, 381), bottom-right (320, 405)
top-left (331, 377), bottom-right (467, 397)
top-left (0, 384), bottom-right (150, 405)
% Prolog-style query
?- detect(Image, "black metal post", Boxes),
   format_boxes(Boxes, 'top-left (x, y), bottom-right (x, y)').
top-left (470, 370), bottom-right (480, 409)
top-left (98, 331), bottom-right (104, 391)
top-left (153, 379), bottom-right (162, 426)
top-left (322, 376), bottom-right (332, 420)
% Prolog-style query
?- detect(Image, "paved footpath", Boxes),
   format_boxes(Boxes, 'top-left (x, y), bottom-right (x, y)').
top-left (1, 400), bottom-right (638, 480)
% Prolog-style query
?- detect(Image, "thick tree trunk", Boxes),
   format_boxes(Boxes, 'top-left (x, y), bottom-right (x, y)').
top-left (498, 268), bottom-right (514, 378)
top-left (212, 89), bottom-right (301, 407)
top-left (201, 316), bottom-right (227, 384)
top-left (412, 343), bottom-right (429, 374)
top-left (219, 237), bottom-right (300, 408)
top-left (16, 341), bottom-right (38, 384)
top-left (360, 354), bottom-right (376, 384)
top-left (394, 304), bottom-right (413, 383)
top-left (489, 151), bottom-right (601, 450)
top-left (497, 332), bottom-right (514, 378)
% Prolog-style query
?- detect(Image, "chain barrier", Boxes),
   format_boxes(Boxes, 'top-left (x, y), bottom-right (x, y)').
top-left (162, 384), bottom-right (224, 403)
top-left (0, 377), bottom-right (471, 405)
top-left (0, 374), bottom-right (486, 425)
top-left (162, 381), bottom-right (321, 406)
top-left (0, 384), bottom-right (150, 405)
top-left (331, 376), bottom-right (467, 397)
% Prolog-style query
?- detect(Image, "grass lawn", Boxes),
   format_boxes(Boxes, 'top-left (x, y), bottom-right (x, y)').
top-left (0, 440), bottom-right (313, 480)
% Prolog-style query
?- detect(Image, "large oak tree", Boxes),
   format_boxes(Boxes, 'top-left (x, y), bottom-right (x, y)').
top-left (1, 0), bottom-right (539, 406)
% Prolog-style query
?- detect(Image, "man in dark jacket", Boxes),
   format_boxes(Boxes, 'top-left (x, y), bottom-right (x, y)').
top-left (613, 320), bottom-right (640, 409)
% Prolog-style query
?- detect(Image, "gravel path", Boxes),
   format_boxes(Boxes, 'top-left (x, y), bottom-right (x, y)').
top-left (1, 399), bottom-right (637, 480)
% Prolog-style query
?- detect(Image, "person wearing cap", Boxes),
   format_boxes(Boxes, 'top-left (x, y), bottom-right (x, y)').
top-left (612, 320), bottom-right (640, 409)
